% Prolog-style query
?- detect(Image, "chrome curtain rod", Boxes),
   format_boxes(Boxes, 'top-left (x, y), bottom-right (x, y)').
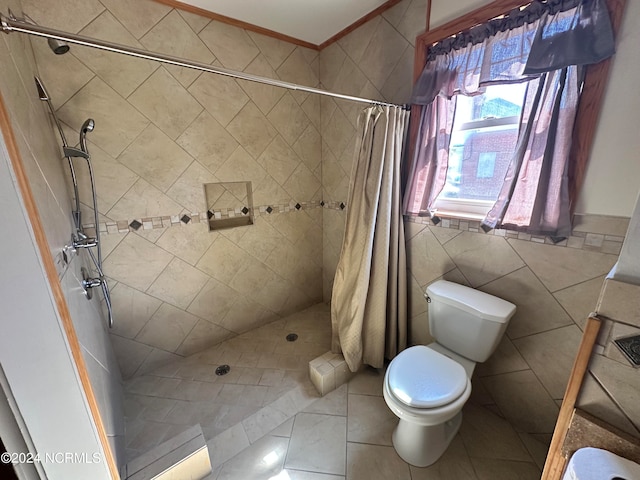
top-left (0, 13), bottom-right (403, 108)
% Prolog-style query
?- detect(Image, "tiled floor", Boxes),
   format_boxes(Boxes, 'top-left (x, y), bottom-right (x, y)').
top-left (123, 303), bottom-right (331, 460)
top-left (124, 303), bottom-right (547, 479)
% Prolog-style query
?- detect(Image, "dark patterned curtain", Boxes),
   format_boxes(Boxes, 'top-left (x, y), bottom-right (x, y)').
top-left (404, 0), bottom-right (615, 236)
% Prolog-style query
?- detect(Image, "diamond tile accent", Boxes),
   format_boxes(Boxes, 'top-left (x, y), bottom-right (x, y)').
top-left (295, 203), bottom-right (301, 210)
top-left (207, 210), bottom-right (214, 220)
top-left (181, 215), bottom-right (191, 224)
top-left (129, 220), bottom-right (142, 231)
top-left (339, 202), bottom-right (345, 210)
top-left (241, 207), bottom-right (249, 215)
top-left (266, 206), bottom-right (273, 214)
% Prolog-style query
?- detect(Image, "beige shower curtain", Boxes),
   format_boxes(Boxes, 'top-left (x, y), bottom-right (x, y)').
top-left (331, 105), bottom-right (409, 372)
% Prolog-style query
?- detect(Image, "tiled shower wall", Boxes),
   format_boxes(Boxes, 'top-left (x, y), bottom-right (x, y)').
top-left (578, 278), bottom-right (640, 438)
top-left (1, 0), bottom-right (126, 470)
top-left (26, 0), bottom-right (324, 378)
top-left (318, 0), bottom-right (630, 455)
top-left (576, 196), bottom-right (640, 438)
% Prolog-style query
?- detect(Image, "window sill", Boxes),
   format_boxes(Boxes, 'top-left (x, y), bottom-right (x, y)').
top-left (430, 209), bottom-right (486, 222)
top-left (430, 198), bottom-right (494, 222)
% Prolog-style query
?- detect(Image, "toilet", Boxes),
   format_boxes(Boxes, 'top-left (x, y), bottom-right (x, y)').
top-left (383, 280), bottom-right (516, 467)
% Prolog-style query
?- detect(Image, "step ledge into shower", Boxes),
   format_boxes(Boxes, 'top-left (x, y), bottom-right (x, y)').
top-left (309, 351), bottom-right (354, 396)
top-left (206, 382), bottom-right (319, 471)
top-left (126, 424), bottom-right (211, 480)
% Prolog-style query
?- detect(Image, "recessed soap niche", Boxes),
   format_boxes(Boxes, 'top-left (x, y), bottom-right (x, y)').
top-left (204, 181), bottom-right (254, 231)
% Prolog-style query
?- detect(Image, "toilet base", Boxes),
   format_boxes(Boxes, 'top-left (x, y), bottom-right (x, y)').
top-left (391, 411), bottom-right (463, 467)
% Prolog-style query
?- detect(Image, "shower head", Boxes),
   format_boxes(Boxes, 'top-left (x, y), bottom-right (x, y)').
top-left (81, 118), bottom-right (95, 134)
top-left (48, 38), bottom-right (69, 55)
top-left (79, 118), bottom-right (95, 155)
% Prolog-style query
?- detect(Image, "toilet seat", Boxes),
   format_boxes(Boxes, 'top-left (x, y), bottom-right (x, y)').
top-left (383, 346), bottom-right (472, 426)
top-left (387, 346), bottom-right (467, 408)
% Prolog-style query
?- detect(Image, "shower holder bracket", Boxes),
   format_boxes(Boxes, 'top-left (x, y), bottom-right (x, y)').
top-left (81, 267), bottom-right (102, 300)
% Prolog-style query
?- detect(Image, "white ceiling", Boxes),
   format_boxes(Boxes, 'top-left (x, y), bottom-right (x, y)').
top-left (181, 0), bottom-right (390, 45)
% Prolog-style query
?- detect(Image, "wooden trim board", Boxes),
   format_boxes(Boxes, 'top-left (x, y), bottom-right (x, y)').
top-left (318, 0), bottom-right (404, 50)
top-left (0, 94), bottom-right (120, 478)
top-left (152, 0), bottom-right (318, 49)
top-left (567, 0), bottom-right (627, 214)
top-left (541, 316), bottom-right (602, 480)
top-left (153, 0), bottom-right (405, 50)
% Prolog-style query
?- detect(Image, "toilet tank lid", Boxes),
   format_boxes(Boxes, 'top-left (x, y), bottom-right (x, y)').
top-left (426, 280), bottom-right (516, 324)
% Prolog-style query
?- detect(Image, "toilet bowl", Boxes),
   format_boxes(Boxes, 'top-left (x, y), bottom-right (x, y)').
top-left (382, 280), bottom-right (516, 467)
top-left (383, 345), bottom-right (471, 466)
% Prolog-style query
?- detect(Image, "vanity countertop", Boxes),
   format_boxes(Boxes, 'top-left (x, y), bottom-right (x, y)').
top-left (562, 409), bottom-right (640, 465)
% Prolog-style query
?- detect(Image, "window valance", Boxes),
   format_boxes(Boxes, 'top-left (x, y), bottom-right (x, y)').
top-left (412, 0), bottom-right (615, 106)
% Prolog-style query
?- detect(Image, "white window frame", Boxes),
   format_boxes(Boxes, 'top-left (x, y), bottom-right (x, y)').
top-left (431, 106), bottom-right (522, 220)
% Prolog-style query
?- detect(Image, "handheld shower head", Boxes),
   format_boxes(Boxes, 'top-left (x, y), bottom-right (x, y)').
top-left (79, 118), bottom-right (95, 155)
top-left (81, 118), bottom-right (95, 134)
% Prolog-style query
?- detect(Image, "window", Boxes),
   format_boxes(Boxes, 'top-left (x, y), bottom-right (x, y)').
top-left (432, 83), bottom-right (527, 219)
top-left (406, 0), bottom-right (618, 236)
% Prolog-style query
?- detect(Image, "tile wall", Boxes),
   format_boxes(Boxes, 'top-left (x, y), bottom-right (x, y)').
top-left (25, 0), bottom-right (325, 378)
top-left (1, 0), bottom-right (126, 471)
top-left (318, 0), bottom-right (631, 456)
top-left (576, 208), bottom-right (640, 438)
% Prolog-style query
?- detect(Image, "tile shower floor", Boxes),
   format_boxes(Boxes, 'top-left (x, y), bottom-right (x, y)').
top-left (123, 304), bottom-right (545, 479)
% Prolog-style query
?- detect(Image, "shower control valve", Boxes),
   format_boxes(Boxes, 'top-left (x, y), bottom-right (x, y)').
top-left (81, 267), bottom-right (102, 300)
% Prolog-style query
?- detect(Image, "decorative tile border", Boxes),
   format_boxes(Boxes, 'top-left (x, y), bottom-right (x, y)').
top-left (83, 200), bottom-right (624, 256)
top-left (405, 215), bottom-right (625, 255)
top-left (84, 200), bottom-right (346, 235)
top-left (322, 200), bottom-right (347, 211)
top-left (86, 203), bottom-right (624, 255)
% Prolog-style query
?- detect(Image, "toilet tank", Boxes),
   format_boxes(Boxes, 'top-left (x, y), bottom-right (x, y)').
top-left (426, 280), bottom-right (516, 362)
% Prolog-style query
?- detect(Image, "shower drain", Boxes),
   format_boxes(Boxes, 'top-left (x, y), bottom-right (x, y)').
top-left (614, 335), bottom-right (640, 366)
top-left (215, 364), bottom-right (231, 376)
top-left (286, 333), bottom-right (298, 342)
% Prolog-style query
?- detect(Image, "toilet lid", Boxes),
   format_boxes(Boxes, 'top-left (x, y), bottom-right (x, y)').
top-left (388, 346), bottom-right (468, 408)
